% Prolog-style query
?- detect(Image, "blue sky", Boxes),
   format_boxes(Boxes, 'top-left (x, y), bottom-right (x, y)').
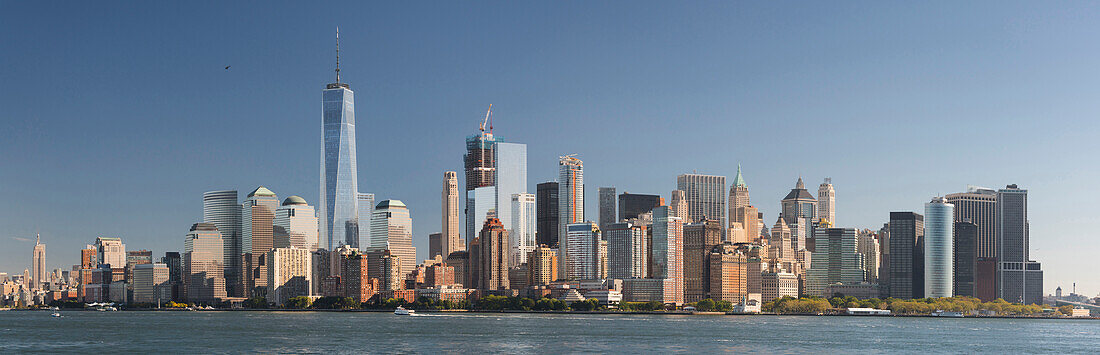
top-left (2, 1), bottom-right (1098, 296)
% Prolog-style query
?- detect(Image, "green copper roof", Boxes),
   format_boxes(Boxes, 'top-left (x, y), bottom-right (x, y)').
top-left (282, 195), bottom-right (307, 206)
top-left (248, 186), bottom-right (276, 198)
top-left (732, 163), bottom-right (746, 187)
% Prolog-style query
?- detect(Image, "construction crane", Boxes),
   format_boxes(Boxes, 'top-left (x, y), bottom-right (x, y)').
top-left (479, 104), bottom-right (493, 134)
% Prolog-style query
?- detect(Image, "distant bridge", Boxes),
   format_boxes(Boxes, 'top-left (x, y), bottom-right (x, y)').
top-left (1054, 299), bottom-right (1099, 316)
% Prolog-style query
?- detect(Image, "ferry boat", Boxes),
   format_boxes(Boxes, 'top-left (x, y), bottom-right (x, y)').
top-left (394, 306), bottom-right (415, 316)
top-left (51, 312), bottom-right (62, 317)
top-left (931, 310), bottom-right (964, 317)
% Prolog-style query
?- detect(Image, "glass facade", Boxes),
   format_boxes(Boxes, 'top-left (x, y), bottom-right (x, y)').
top-left (924, 198), bottom-right (954, 298)
top-left (510, 193), bottom-right (536, 266)
top-left (357, 193), bottom-right (375, 250)
top-left (321, 86), bottom-right (359, 251)
top-left (494, 142), bottom-right (527, 235)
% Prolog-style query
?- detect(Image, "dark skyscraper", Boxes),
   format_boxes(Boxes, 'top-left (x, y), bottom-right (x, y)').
top-left (618, 193), bottom-right (663, 221)
top-left (888, 212), bottom-right (924, 299)
top-left (536, 182), bottom-right (560, 248)
top-left (996, 185), bottom-right (1042, 304)
top-left (598, 187), bottom-right (617, 231)
top-left (953, 221), bottom-right (977, 297)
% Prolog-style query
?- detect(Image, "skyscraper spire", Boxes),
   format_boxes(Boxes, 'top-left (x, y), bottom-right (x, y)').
top-left (335, 27), bottom-right (341, 83)
top-left (35, 233), bottom-right (40, 245)
top-left (796, 176), bottom-right (805, 189)
top-left (733, 163), bottom-right (746, 188)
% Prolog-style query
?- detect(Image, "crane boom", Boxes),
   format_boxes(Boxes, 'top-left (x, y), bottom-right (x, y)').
top-left (479, 104), bottom-right (493, 132)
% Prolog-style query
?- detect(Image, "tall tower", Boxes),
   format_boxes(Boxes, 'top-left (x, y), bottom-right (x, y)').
top-left (670, 190), bottom-right (688, 221)
top-left (888, 212), bottom-right (924, 299)
top-left (558, 155), bottom-right (584, 278)
top-left (996, 184), bottom-right (1042, 304)
top-left (442, 171), bottom-right (463, 257)
top-left (203, 190), bottom-right (241, 296)
top-left (728, 165), bottom-right (758, 243)
top-left (369, 200), bottom-right (416, 278)
top-left (536, 182), bottom-right (560, 247)
top-left (478, 218), bottom-right (510, 290)
top-left (728, 164), bottom-right (749, 210)
top-left (817, 178), bottom-right (836, 225)
top-left (598, 187), bottom-right (617, 231)
top-left (242, 186), bottom-right (278, 297)
top-left (31, 234), bottom-right (45, 291)
top-left (274, 196), bottom-right (319, 250)
top-left (676, 173), bottom-right (727, 233)
top-left (510, 193), bottom-right (537, 266)
top-left (320, 28), bottom-right (360, 251)
top-left (924, 197), bottom-right (954, 298)
top-left (183, 223), bottom-right (227, 302)
top-left (781, 177), bottom-right (816, 251)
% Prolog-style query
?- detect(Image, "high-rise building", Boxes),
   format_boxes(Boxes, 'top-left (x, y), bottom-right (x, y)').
top-left (683, 219), bottom-right (722, 302)
top-left (536, 182), bottom-right (560, 248)
top-left (241, 186), bottom-right (278, 297)
top-left (606, 222), bottom-right (647, 280)
top-left (650, 206), bottom-right (684, 305)
top-left (369, 200), bottom-right (416, 278)
top-left (320, 33), bottom-right (360, 251)
top-left (924, 197), bottom-right (954, 298)
top-left (888, 212), bottom-right (924, 299)
top-left (267, 247), bottom-right (312, 306)
top-left (95, 237), bottom-right (126, 269)
top-left (203, 190), bottom-right (241, 296)
top-left (996, 185), bottom-right (1042, 305)
top-left (275, 196), bottom-right (319, 250)
top-left (618, 192), bottom-right (663, 221)
top-left (945, 187), bottom-right (997, 259)
top-left (953, 221), bottom-right (977, 297)
top-left (527, 246), bottom-right (558, 286)
top-left (428, 233), bottom-right (443, 259)
top-left (856, 229), bottom-right (880, 284)
top-left (728, 164), bottom-right (750, 211)
top-left (478, 218), bottom-right (510, 290)
top-left (817, 178), bottom-right (836, 225)
top-left (781, 177), bottom-right (816, 251)
top-left (441, 171), bottom-right (463, 257)
top-left (445, 251), bottom-right (469, 288)
top-left (558, 155), bottom-right (584, 279)
top-left (31, 234), bottom-right (45, 291)
top-left (708, 243), bottom-right (749, 303)
top-left (677, 173), bottom-right (727, 232)
top-left (357, 193), bottom-right (375, 250)
top-left (565, 221), bottom-right (600, 280)
top-left (495, 142), bottom-right (527, 235)
top-left (806, 227), bottom-right (866, 297)
top-left (133, 263), bottom-right (169, 304)
top-left (669, 190), bottom-right (688, 221)
top-left (183, 223), bottom-right (226, 303)
top-left (728, 166), bottom-right (759, 244)
top-left (463, 113), bottom-right (527, 247)
top-left (340, 252), bottom-right (376, 300)
top-left (598, 187), bottom-right (617, 230)
top-left (510, 193), bottom-right (536, 266)
top-left (162, 252), bottom-right (182, 301)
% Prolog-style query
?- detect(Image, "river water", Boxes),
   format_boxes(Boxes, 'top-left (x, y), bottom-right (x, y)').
top-left (1, 311), bottom-right (1097, 353)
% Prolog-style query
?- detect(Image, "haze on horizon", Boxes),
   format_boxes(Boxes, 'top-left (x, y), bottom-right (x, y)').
top-left (1, 1), bottom-right (1098, 296)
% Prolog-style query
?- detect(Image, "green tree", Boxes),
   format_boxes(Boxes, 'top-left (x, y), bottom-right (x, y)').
top-left (285, 296), bottom-right (312, 309)
top-left (244, 297), bottom-right (268, 309)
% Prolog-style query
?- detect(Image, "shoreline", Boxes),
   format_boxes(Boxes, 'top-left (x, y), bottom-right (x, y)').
top-left (19, 307), bottom-right (1096, 320)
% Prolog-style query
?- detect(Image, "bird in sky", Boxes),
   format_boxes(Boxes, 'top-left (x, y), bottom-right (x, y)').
top-left (225, 65), bottom-right (231, 70)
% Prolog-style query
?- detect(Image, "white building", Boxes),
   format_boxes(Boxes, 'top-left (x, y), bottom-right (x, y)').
top-left (132, 263), bottom-right (169, 303)
top-left (924, 197), bottom-right (955, 298)
top-left (94, 237), bottom-right (126, 268)
top-left (267, 247), bottom-right (312, 306)
top-left (510, 193), bottom-right (537, 266)
top-left (370, 200), bottom-right (416, 277)
top-left (275, 196), bottom-right (319, 250)
top-left (817, 178), bottom-right (836, 224)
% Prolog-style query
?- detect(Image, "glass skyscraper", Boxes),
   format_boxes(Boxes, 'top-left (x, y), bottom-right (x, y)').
top-left (320, 76), bottom-right (359, 251)
top-left (924, 197), bottom-right (955, 298)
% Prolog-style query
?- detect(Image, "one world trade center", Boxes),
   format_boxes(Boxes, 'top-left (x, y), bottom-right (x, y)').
top-left (320, 29), bottom-right (359, 250)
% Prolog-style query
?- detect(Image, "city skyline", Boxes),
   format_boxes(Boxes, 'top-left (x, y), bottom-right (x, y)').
top-left (2, 2), bottom-right (1098, 296)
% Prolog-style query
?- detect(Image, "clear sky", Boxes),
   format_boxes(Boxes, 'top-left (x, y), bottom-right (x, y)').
top-left (2, 1), bottom-right (1098, 296)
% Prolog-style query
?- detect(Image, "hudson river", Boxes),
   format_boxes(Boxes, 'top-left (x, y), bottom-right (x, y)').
top-left (2, 311), bottom-right (1098, 353)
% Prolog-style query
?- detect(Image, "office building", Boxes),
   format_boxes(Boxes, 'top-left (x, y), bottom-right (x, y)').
top-left (558, 155), bottom-right (584, 279)
top-left (183, 223), bottom-right (226, 302)
top-left (527, 246), bottom-right (558, 286)
top-left (781, 177), bottom-right (816, 251)
top-left (536, 182), bottom-right (560, 248)
top-left (760, 270), bottom-right (799, 302)
top-left (275, 196), bottom-right (319, 250)
top-left (464, 116), bottom-right (527, 248)
top-left (728, 168), bottom-right (759, 244)
top-left (684, 219), bottom-right (722, 302)
top-left (729, 164), bottom-right (750, 211)
top-left (806, 227), bottom-right (866, 297)
top-left (598, 187), bottom-right (617, 230)
top-left (494, 142), bottom-right (527, 236)
top-left (708, 243), bottom-right (749, 303)
top-left (162, 252), bottom-right (182, 301)
top-left (132, 263), bottom-right (169, 304)
top-left (357, 193), bottom-right (375, 250)
top-left (924, 197), bottom-right (954, 298)
top-left (511, 193), bottom-right (537, 266)
top-left (267, 247), bottom-right (312, 306)
top-left (817, 178), bottom-right (836, 224)
top-left (31, 234), bottom-right (45, 291)
top-left (996, 185), bottom-right (1042, 305)
top-left (618, 192), bottom-right (663, 221)
top-left (954, 221), bottom-right (977, 297)
top-left (478, 218), bottom-right (510, 290)
top-left (441, 171), bottom-right (463, 257)
top-left (888, 212), bottom-right (924, 299)
top-left (606, 222), bottom-right (647, 280)
top-left (650, 206), bottom-right (684, 305)
top-left (945, 187), bottom-right (997, 259)
top-left (677, 173), bottom-right (726, 230)
top-left (320, 41), bottom-right (361, 250)
top-left (565, 221), bottom-right (600, 280)
top-left (428, 233), bottom-right (443, 259)
top-left (670, 190), bottom-right (688, 221)
top-left (95, 237), bottom-right (126, 269)
top-left (855, 229), bottom-right (880, 283)
top-left (241, 186), bottom-right (278, 297)
top-left (369, 200), bottom-right (416, 278)
top-left (203, 190), bottom-right (241, 296)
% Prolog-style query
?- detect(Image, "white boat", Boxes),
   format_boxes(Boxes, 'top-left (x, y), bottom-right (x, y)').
top-left (51, 312), bottom-right (61, 317)
top-left (394, 306), bottom-right (414, 316)
top-left (931, 310), bottom-right (964, 317)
